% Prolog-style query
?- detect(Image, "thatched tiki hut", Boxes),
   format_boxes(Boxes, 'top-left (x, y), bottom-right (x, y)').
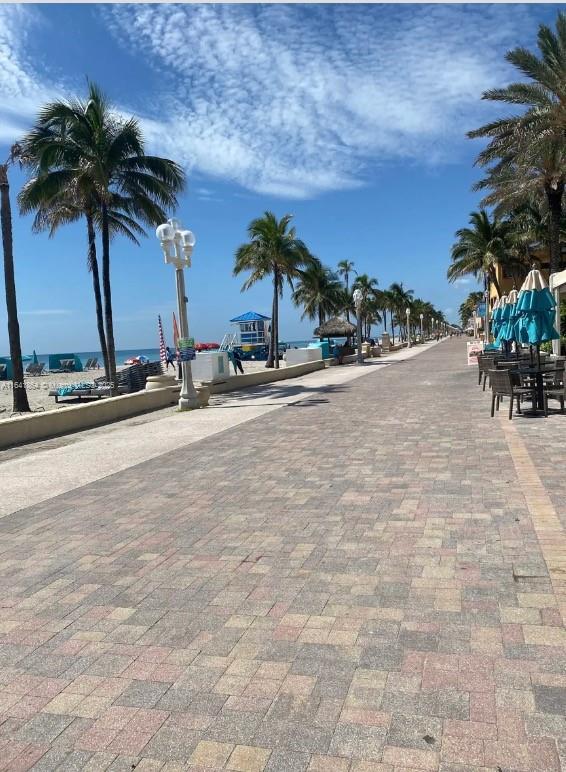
top-left (314, 316), bottom-right (356, 339)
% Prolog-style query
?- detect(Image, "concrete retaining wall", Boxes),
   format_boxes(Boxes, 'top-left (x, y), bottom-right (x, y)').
top-left (205, 359), bottom-right (325, 394)
top-left (0, 360), bottom-right (326, 449)
top-left (0, 387), bottom-right (179, 450)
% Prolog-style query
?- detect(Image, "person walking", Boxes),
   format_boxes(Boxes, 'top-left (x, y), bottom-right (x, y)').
top-left (165, 346), bottom-right (175, 371)
top-left (230, 348), bottom-right (244, 375)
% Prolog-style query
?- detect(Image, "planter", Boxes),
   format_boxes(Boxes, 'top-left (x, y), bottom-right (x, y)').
top-left (145, 374), bottom-right (177, 391)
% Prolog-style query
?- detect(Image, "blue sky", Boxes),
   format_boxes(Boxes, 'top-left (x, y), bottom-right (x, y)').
top-left (0, 3), bottom-right (561, 354)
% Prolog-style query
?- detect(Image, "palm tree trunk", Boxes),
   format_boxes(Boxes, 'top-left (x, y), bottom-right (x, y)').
top-left (101, 202), bottom-right (117, 394)
top-left (488, 268), bottom-right (502, 299)
top-left (383, 309), bottom-right (387, 331)
top-left (0, 164), bottom-right (30, 413)
top-left (273, 269), bottom-right (280, 370)
top-left (546, 183), bottom-right (564, 274)
top-left (86, 214), bottom-right (109, 377)
top-left (266, 277), bottom-right (276, 368)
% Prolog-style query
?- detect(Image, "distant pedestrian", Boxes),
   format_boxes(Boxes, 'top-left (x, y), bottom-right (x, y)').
top-left (165, 347), bottom-right (175, 370)
top-left (229, 349), bottom-right (244, 375)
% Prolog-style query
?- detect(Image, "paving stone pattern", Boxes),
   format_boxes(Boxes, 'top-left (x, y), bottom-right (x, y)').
top-left (0, 339), bottom-right (564, 770)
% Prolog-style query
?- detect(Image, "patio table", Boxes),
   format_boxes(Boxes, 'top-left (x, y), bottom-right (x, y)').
top-left (518, 365), bottom-right (563, 411)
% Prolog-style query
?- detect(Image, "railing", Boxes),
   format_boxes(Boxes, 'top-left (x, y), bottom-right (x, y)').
top-left (219, 333), bottom-right (238, 351)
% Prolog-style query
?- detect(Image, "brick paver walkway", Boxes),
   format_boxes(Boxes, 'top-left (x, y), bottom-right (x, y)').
top-left (0, 339), bottom-right (564, 771)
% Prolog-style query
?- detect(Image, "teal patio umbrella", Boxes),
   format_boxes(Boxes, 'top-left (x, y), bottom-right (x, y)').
top-left (493, 295), bottom-right (509, 347)
top-left (490, 297), bottom-right (501, 340)
top-left (32, 350), bottom-right (38, 365)
top-left (497, 289), bottom-right (520, 348)
top-left (516, 269), bottom-right (559, 348)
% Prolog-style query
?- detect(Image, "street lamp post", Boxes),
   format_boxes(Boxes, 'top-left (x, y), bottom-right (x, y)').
top-left (406, 308), bottom-right (411, 348)
top-left (156, 218), bottom-right (200, 411)
top-left (419, 313), bottom-right (424, 342)
top-left (353, 289), bottom-right (364, 365)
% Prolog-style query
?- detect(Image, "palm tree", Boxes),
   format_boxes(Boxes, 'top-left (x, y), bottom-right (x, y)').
top-left (18, 189), bottom-right (145, 378)
top-left (234, 212), bottom-right (308, 368)
top-left (448, 210), bottom-right (513, 298)
top-left (337, 260), bottom-right (356, 321)
top-left (352, 274), bottom-right (380, 339)
top-left (18, 83), bottom-right (185, 391)
top-left (459, 291), bottom-right (484, 328)
top-left (388, 282), bottom-right (414, 342)
top-left (0, 149), bottom-right (31, 412)
top-left (468, 12), bottom-right (566, 274)
top-left (292, 258), bottom-right (343, 327)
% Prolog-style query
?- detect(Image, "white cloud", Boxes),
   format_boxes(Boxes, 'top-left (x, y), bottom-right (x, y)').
top-left (0, 6), bottom-right (62, 146)
top-left (0, 4), bottom-right (536, 198)
top-left (453, 277), bottom-right (474, 286)
top-left (104, 4), bottom-right (531, 198)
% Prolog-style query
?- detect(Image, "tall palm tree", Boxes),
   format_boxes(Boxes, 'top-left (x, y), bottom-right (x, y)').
top-left (468, 12), bottom-right (566, 274)
top-left (388, 282), bottom-right (414, 341)
top-left (18, 83), bottom-right (185, 391)
top-left (337, 259), bottom-right (356, 321)
top-left (18, 189), bottom-right (145, 378)
top-left (448, 210), bottom-right (513, 298)
top-left (352, 274), bottom-right (380, 339)
top-left (0, 149), bottom-right (31, 412)
top-left (234, 212), bottom-right (308, 368)
top-left (292, 258), bottom-right (343, 327)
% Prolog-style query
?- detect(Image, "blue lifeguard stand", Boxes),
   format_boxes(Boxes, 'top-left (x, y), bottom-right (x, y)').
top-left (229, 311), bottom-right (270, 346)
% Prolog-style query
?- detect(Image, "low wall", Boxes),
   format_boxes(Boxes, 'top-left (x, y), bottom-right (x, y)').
top-left (0, 387), bottom-right (179, 450)
top-left (0, 360), bottom-right (327, 449)
top-left (205, 359), bottom-right (325, 394)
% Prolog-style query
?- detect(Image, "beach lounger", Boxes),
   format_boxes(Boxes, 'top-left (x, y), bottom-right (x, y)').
top-left (25, 363), bottom-right (45, 376)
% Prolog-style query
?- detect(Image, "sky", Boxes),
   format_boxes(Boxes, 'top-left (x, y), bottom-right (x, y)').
top-left (0, 3), bottom-right (561, 354)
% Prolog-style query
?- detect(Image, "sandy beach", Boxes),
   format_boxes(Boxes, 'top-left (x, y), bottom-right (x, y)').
top-left (0, 359), bottom-right (273, 419)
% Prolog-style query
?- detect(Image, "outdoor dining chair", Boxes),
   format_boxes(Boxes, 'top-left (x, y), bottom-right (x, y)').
top-left (478, 353), bottom-right (499, 390)
top-left (489, 368), bottom-right (537, 420)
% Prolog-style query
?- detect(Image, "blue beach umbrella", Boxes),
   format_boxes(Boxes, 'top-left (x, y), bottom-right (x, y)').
top-left (493, 295), bottom-right (508, 347)
top-left (516, 269), bottom-right (560, 346)
top-left (490, 298), bottom-right (501, 339)
top-left (497, 289), bottom-right (520, 345)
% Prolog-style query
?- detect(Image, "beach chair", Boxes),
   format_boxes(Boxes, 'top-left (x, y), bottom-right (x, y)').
top-left (60, 358), bottom-right (75, 372)
top-left (0, 364), bottom-right (6, 381)
top-left (84, 358), bottom-right (93, 369)
top-left (26, 363), bottom-right (45, 376)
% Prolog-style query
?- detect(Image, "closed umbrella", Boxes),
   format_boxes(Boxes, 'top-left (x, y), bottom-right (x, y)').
top-left (516, 269), bottom-right (559, 347)
top-left (516, 269), bottom-right (560, 406)
top-left (32, 350), bottom-right (38, 365)
top-left (497, 289), bottom-right (519, 349)
top-left (490, 298), bottom-right (501, 339)
top-left (493, 295), bottom-right (508, 348)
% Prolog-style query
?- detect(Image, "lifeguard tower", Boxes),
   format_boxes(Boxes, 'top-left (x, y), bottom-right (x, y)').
top-left (220, 311), bottom-right (271, 358)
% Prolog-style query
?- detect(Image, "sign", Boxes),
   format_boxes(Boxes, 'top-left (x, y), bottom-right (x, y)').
top-left (178, 347), bottom-right (196, 361)
top-left (467, 341), bottom-right (483, 366)
top-left (177, 337), bottom-right (196, 361)
top-left (476, 303), bottom-right (486, 318)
